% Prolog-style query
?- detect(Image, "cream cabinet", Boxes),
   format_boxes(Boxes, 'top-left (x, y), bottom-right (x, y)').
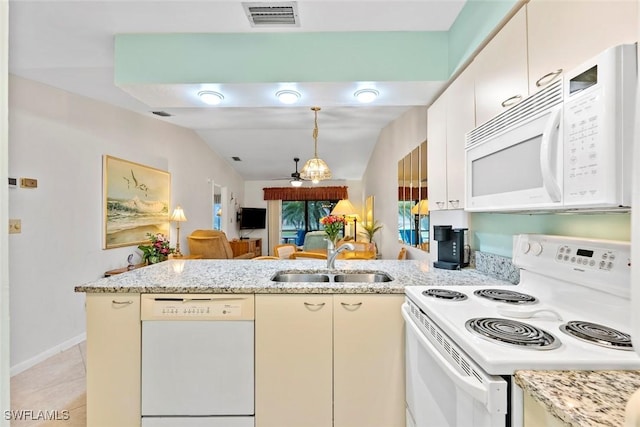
top-left (255, 294), bottom-right (405, 427)
top-left (426, 94), bottom-right (448, 211)
top-left (255, 294), bottom-right (333, 427)
top-left (86, 293), bottom-right (141, 427)
top-left (474, 6), bottom-right (528, 126)
top-left (333, 294), bottom-right (405, 427)
top-left (427, 64), bottom-right (475, 211)
top-left (527, 0), bottom-right (637, 94)
top-left (523, 392), bottom-right (565, 427)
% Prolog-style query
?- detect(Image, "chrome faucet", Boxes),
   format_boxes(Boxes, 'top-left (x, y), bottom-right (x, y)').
top-left (327, 243), bottom-right (355, 269)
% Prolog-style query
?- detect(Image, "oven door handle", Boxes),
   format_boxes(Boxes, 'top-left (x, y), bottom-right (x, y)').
top-left (402, 306), bottom-right (506, 414)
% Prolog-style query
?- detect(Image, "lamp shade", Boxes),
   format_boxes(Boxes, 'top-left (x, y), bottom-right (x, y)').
top-left (170, 206), bottom-right (187, 222)
top-left (411, 199), bottom-right (429, 215)
top-left (331, 199), bottom-right (357, 216)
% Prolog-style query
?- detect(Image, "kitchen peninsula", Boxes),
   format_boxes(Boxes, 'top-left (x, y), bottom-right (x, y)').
top-left (75, 258), bottom-right (511, 427)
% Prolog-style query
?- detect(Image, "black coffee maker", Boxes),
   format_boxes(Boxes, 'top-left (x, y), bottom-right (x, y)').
top-left (433, 225), bottom-right (469, 270)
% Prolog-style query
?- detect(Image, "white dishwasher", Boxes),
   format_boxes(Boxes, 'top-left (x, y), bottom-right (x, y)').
top-left (140, 294), bottom-right (255, 427)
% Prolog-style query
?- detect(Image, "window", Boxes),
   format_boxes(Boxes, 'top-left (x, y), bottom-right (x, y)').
top-left (281, 200), bottom-right (338, 245)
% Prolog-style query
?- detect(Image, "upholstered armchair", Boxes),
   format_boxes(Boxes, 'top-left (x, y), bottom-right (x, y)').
top-left (187, 230), bottom-right (254, 259)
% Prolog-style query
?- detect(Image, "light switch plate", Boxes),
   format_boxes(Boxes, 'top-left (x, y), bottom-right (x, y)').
top-left (9, 219), bottom-right (21, 234)
top-left (20, 178), bottom-right (37, 188)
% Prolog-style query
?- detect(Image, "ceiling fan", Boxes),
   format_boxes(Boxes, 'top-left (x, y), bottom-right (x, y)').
top-left (288, 157), bottom-right (306, 187)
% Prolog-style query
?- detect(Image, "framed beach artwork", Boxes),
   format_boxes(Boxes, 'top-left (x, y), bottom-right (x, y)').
top-left (103, 155), bottom-right (171, 249)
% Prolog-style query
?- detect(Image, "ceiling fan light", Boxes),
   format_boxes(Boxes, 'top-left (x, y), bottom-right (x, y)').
top-left (290, 179), bottom-right (303, 187)
top-left (198, 91), bottom-right (224, 105)
top-left (276, 90), bottom-right (301, 104)
top-left (354, 88), bottom-right (379, 103)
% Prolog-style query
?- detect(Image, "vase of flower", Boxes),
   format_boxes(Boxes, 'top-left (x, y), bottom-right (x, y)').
top-left (320, 215), bottom-right (346, 250)
top-left (138, 233), bottom-right (175, 265)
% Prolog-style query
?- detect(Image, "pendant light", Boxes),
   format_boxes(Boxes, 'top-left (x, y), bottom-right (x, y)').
top-left (300, 107), bottom-right (332, 184)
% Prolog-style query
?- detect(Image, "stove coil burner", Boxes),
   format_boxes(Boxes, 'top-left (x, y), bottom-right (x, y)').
top-left (465, 317), bottom-right (561, 350)
top-left (422, 289), bottom-right (468, 301)
top-left (560, 321), bottom-right (634, 351)
top-left (474, 289), bottom-right (538, 305)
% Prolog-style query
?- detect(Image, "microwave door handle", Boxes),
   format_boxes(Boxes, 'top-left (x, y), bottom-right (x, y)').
top-left (402, 306), bottom-right (501, 412)
top-left (539, 108), bottom-right (562, 202)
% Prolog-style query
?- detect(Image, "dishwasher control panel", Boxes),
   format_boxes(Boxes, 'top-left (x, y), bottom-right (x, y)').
top-left (141, 294), bottom-right (255, 321)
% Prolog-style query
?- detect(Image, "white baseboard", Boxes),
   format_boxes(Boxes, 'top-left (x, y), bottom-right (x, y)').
top-left (10, 332), bottom-right (86, 377)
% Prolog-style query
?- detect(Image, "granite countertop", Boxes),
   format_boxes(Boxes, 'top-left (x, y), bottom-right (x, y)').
top-left (515, 370), bottom-right (640, 427)
top-left (74, 258), bottom-right (513, 294)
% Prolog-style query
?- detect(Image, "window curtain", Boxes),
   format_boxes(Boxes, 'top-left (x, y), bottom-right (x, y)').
top-left (267, 200), bottom-right (280, 255)
top-left (263, 186), bottom-right (348, 201)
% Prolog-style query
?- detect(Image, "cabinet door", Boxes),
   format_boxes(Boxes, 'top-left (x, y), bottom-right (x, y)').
top-left (445, 64), bottom-right (475, 210)
top-left (474, 6), bottom-right (528, 125)
top-left (527, 0), bottom-right (637, 93)
top-left (333, 295), bottom-right (405, 427)
top-left (86, 293), bottom-right (141, 427)
top-left (255, 294), bottom-right (333, 427)
top-left (427, 94), bottom-right (448, 211)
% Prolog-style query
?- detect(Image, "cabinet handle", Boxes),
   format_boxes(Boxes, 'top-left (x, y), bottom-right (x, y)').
top-left (436, 201), bottom-right (445, 209)
top-left (501, 94), bottom-right (522, 108)
top-left (448, 199), bottom-right (460, 208)
top-left (535, 69), bottom-right (563, 88)
top-left (304, 302), bottom-right (326, 312)
top-left (340, 302), bottom-right (363, 307)
top-left (112, 300), bottom-right (133, 305)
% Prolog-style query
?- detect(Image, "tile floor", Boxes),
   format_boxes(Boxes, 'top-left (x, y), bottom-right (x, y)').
top-left (9, 342), bottom-right (87, 426)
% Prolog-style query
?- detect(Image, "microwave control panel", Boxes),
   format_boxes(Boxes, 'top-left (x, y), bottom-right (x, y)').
top-left (563, 87), bottom-right (605, 202)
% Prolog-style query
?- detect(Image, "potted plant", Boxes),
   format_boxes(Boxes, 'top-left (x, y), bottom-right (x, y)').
top-left (360, 220), bottom-right (383, 252)
top-left (138, 233), bottom-right (175, 264)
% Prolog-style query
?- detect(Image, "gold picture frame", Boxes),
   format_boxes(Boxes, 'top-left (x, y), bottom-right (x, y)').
top-left (103, 155), bottom-right (171, 249)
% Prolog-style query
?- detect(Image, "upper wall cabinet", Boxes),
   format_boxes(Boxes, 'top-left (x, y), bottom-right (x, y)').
top-left (474, 6), bottom-right (528, 126)
top-left (427, 63), bottom-right (476, 211)
top-left (527, 0), bottom-right (638, 94)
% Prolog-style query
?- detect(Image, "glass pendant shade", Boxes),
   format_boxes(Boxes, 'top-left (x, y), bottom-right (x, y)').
top-left (300, 157), bottom-right (332, 182)
top-left (299, 107), bottom-right (332, 183)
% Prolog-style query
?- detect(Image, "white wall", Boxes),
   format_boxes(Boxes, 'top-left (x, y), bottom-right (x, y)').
top-left (1, 0), bottom-right (11, 420)
top-left (361, 106), bottom-right (434, 260)
top-left (8, 75), bottom-right (244, 371)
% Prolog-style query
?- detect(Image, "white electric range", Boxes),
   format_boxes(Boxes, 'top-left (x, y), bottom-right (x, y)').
top-left (403, 234), bottom-right (640, 427)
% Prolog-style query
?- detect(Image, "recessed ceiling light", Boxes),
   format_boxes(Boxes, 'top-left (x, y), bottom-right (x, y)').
top-left (198, 91), bottom-right (224, 105)
top-left (276, 90), bottom-right (301, 104)
top-left (354, 89), bottom-right (379, 103)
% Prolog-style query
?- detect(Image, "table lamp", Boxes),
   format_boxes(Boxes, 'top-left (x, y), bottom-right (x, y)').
top-left (331, 199), bottom-right (358, 241)
top-left (170, 205), bottom-right (187, 257)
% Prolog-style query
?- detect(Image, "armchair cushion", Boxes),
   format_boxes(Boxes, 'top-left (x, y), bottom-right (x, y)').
top-left (187, 230), bottom-right (254, 259)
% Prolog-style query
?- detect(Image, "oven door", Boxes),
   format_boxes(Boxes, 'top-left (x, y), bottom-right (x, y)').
top-left (465, 104), bottom-right (563, 212)
top-left (402, 303), bottom-right (508, 427)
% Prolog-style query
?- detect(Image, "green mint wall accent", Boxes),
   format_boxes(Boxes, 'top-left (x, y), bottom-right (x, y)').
top-left (448, 0), bottom-right (519, 74)
top-left (115, 32), bottom-right (449, 84)
top-left (470, 212), bottom-right (631, 257)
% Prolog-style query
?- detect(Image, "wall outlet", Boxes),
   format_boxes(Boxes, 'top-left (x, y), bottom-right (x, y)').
top-left (9, 219), bottom-right (21, 234)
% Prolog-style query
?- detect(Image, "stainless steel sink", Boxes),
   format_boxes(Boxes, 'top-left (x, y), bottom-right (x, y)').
top-left (270, 273), bottom-right (331, 282)
top-left (333, 273), bottom-right (393, 283)
top-left (271, 271), bottom-right (393, 283)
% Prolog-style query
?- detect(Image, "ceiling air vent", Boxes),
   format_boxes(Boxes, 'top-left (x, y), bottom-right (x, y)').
top-left (242, 2), bottom-right (299, 27)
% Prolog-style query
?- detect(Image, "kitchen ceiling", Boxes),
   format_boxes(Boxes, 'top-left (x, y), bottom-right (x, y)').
top-left (8, 0), bottom-right (467, 182)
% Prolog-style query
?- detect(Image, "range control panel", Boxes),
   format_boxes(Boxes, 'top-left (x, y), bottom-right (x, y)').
top-left (140, 294), bottom-right (255, 321)
top-left (513, 234), bottom-right (631, 297)
top-left (556, 245), bottom-right (617, 270)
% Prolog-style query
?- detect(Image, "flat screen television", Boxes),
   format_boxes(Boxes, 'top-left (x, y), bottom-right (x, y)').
top-left (238, 207), bottom-right (266, 230)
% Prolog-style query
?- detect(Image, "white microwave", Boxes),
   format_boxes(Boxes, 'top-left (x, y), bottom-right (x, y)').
top-left (465, 43), bottom-right (636, 212)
